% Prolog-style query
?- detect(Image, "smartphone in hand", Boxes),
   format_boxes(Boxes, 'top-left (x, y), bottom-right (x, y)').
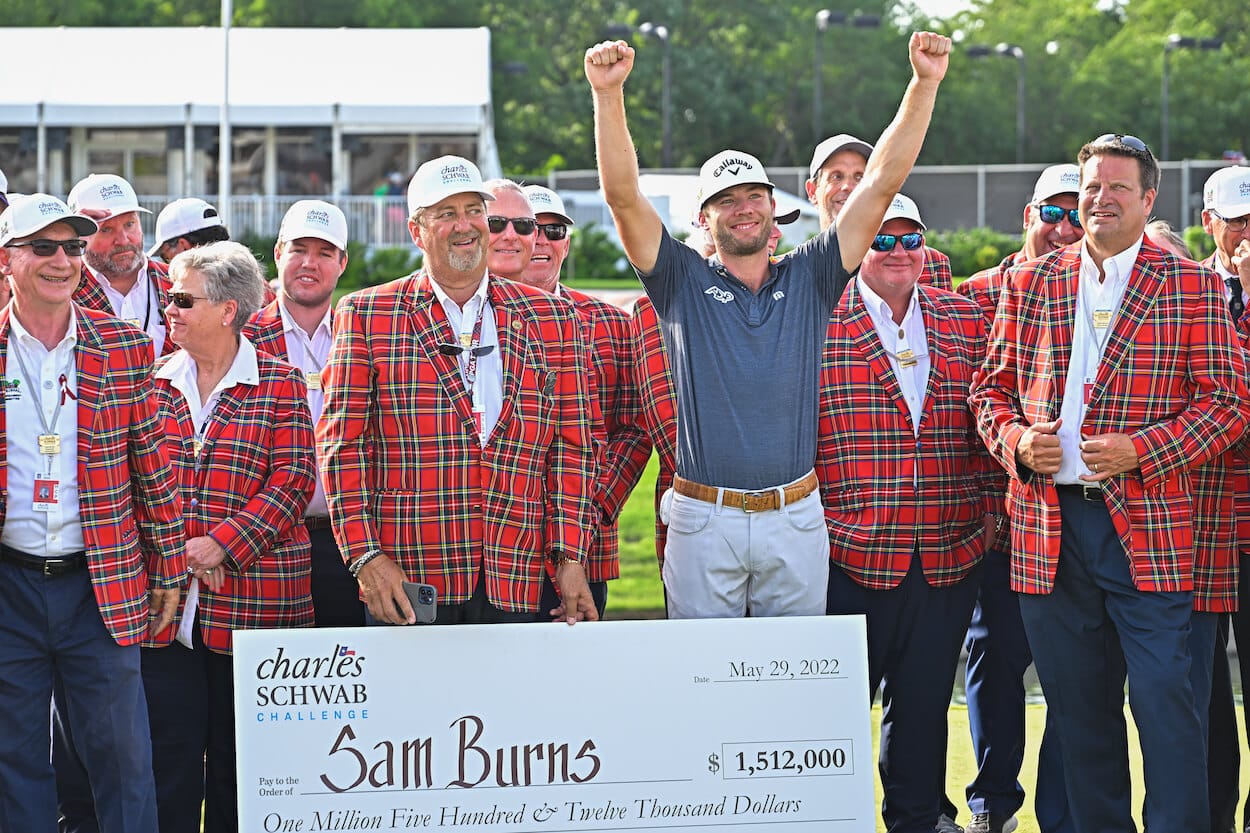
top-left (401, 581), bottom-right (437, 625)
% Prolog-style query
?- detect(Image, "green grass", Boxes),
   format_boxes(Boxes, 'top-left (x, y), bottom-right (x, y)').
top-left (604, 454), bottom-right (666, 615)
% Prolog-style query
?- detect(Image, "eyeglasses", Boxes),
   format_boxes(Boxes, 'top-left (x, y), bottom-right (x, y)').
top-left (1213, 211), bottom-right (1250, 233)
top-left (536, 222), bottom-right (569, 241)
top-left (1093, 133), bottom-right (1151, 154)
top-left (1036, 204), bottom-right (1082, 228)
top-left (7, 239), bottom-right (88, 257)
top-left (870, 232), bottom-right (925, 252)
top-left (486, 216), bottom-right (537, 235)
top-left (169, 291), bottom-right (212, 309)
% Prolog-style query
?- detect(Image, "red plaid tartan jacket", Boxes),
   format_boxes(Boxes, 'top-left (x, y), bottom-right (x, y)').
top-left (242, 301), bottom-right (293, 361)
top-left (960, 252), bottom-right (1026, 321)
top-left (563, 287), bottom-right (648, 582)
top-left (627, 295), bottom-right (674, 567)
top-left (920, 246), bottom-right (953, 291)
top-left (75, 259), bottom-right (177, 356)
top-left (817, 282), bottom-right (997, 589)
top-left (0, 306), bottom-right (185, 645)
top-left (316, 271), bottom-right (596, 613)
top-left (970, 239), bottom-right (1250, 595)
top-left (148, 345), bottom-right (316, 653)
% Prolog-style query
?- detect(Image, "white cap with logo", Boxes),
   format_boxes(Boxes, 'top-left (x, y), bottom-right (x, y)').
top-left (523, 185), bottom-right (575, 225)
top-left (147, 197), bottom-right (224, 256)
top-left (1031, 164), bottom-right (1082, 204)
top-left (0, 193), bottom-right (99, 246)
top-left (880, 193), bottom-right (926, 231)
top-left (279, 200), bottom-right (349, 250)
top-left (808, 134), bottom-right (875, 180)
top-left (407, 156), bottom-right (495, 214)
top-left (67, 173), bottom-right (151, 220)
top-left (697, 150), bottom-right (774, 208)
top-left (1204, 166), bottom-right (1250, 218)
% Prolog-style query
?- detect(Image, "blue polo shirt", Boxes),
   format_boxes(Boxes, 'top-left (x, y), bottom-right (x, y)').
top-left (637, 226), bottom-right (852, 490)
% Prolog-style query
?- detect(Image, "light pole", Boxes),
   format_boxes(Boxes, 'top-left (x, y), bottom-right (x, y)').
top-left (638, 22), bottom-right (672, 168)
top-left (1161, 34), bottom-right (1222, 161)
top-left (967, 43), bottom-right (1026, 163)
top-left (813, 10), bottom-right (881, 142)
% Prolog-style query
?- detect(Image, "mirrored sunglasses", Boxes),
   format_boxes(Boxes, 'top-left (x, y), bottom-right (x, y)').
top-left (870, 232), bottom-right (925, 252)
top-left (1037, 204), bottom-right (1082, 228)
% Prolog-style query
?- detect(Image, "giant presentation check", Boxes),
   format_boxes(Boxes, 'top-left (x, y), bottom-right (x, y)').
top-left (235, 616), bottom-right (873, 832)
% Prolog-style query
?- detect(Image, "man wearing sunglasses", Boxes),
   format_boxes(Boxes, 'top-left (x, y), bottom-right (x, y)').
top-left (0, 194), bottom-right (184, 833)
top-left (935, 163), bottom-right (1083, 833)
top-left (242, 199), bottom-right (362, 629)
top-left (587, 31), bottom-right (951, 620)
top-left (513, 184), bottom-right (649, 619)
top-left (806, 134), bottom-right (954, 291)
top-left (317, 156), bottom-right (598, 627)
top-left (817, 194), bottom-right (997, 833)
top-left (67, 174), bottom-right (175, 358)
top-left (972, 134), bottom-right (1250, 832)
top-left (482, 179), bottom-right (539, 281)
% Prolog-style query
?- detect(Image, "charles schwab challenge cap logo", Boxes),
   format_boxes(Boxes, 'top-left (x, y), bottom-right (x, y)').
top-left (891, 197), bottom-right (907, 211)
top-left (1238, 181), bottom-right (1250, 199)
top-left (1060, 171), bottom-right (1080, 187)
top-left (98, 183), bottom-right (126, 202)
top-left (440, 163), bottom-right (473, 185)
top-left (530, 191), bottom-right (555, 207)
top-left (306, 209), bottom-right (331, 227)
top-left (38, 200), bottom-right (64, 216)
top-left (713, 156), bottom-right (755, 178)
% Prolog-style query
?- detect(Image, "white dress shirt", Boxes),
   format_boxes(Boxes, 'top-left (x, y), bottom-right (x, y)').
top-left (278, 300), bottom-right (332, 518)
top-left (1, 311), bottom-right (85, 556)
top-left (430, 275), bottom-right (503, 446)
top-left (1210, 257), bottom-right (1250, 309)
top-left (1054, 236), bottom-right (1142, 485)
top-left (858, 277), bottom-right (931, 436)
top-left (87, 259), bottom-right (168, 355)
top-left (155, 337), bottom-right (260, 648)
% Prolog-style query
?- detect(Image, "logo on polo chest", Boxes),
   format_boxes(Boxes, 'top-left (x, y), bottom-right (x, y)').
top-left (704, 286), bottom-right (734, 304)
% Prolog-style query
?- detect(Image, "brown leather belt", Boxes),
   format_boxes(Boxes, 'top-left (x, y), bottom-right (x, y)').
top-left (673, 471), bottom-right (819, 513)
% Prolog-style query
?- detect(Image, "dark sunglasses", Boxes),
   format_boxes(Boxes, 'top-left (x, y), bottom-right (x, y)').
top-left (1036, 204), bottom-right (1082, 228)
top-left (8, 238), bottom-right (88, 257)
top-left (1093, 133), bottom-right (1151, 154)
top-left (169, 291), bottom-right (212, 309)
top-left (536, 222), bottom-right (569, 241)
top-left (486, 216), bottom-right (537, 235)
top-left (870, 232), bottom-right (925, 252)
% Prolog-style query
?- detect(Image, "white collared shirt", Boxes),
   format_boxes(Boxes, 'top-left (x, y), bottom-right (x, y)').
top-left (278, 300), bottom-right (332, 518)
top-left (857, 277), bottom-right (931, 437)
top-left (1054, 236), bottom-right (1142, 485)
top-left (2, 310), bottom-right (85, 556)
top-left (430, 274), bottom-right (503, 446)
top-left (155, 337), bottom-right (260, 648)
top-left (87, 259), bottom-right (168, 355)
top-left (1210, 257), bottom-right (1250, 310)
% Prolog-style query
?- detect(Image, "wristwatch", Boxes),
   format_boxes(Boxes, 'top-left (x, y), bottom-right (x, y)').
top-left (549, 550), bottom-right (581, 567)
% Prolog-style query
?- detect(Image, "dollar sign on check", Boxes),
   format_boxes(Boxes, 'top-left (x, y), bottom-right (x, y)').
top-left (707, 753), bottom-right (720, 773)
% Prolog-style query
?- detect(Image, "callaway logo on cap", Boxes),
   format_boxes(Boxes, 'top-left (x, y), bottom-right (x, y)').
top-left (697, 149), bottom-right (775, 208)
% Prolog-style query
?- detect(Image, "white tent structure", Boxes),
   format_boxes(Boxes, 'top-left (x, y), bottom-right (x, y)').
top-left (0, 27), bottom-right (501, 206)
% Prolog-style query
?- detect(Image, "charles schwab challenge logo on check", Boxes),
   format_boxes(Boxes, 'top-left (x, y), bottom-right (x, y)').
top-left (440, 163), bottom-right (473, 185)
top-left (713, 156), bottom-right (755, 178)
top-left (253, 643), bottom-right (368, 724)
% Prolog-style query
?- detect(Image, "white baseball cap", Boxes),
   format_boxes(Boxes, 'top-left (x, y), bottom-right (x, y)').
top-left (523, 185), bottom-right (575, 225)
top-left (407, 156), bottom-right (495, 214)
top-left (67, 173), bottom-right (151, 220)
top-left (0, 168), bottom-right (8, 194)
top-left (0, 193), bottom-right (98, 246)
top-left (880, 193), bottom-right (926, 231)
top-left (1031, 164), bottom-right (1082, 204)
top-left (147, 197), bottom-right (224, 256)
top-left (1204, 166), bottom-right (1250, 218)
top-left (697, 150), bottom-right (774, 208)
top-left (279, 199), bottom-right (349, 250)
top-left (808, 134), bottom-right (875, 180)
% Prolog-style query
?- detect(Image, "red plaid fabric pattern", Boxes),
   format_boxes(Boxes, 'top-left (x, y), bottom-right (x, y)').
top-left (959, 252), bottom-right (1026, 322)
top-left (242, 301), bottom-right (290, 360)
top-left (0, 306), bottom-right (185, 646)
top-left (149, 350), bottom-right (315, 653)
top-left (628, 295), bottom-right (675, 566)
top-left (919, 246), bottom-right (953, 291)
top-left (75, 259), bottom-right (177, 356)
top-left (817, 283), bottom-right (997, 589)
top-left (971, 240), bottom-right (1250, 595)
top-left (563, 288), bottom-right (648, 582)
top-left (317, 272), bottom-right (596, 613)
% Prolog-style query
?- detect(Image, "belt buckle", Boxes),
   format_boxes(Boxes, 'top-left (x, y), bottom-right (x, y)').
top-left (739, 489), bottom-right (770, 513)
top-left (1082, 485), bottom-right (1103, 502)
top-left (43, 559), bottom-right (60, 576)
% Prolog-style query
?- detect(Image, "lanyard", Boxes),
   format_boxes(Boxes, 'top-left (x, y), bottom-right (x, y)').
top-left (294, 329), bottom-right (326, 375)
top-left (10, 338), bottom-right (74, 461)
top-left (1078, 285), bottom-right (1117, 366)
top-left (450, 297), bottom-right (488, 403)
